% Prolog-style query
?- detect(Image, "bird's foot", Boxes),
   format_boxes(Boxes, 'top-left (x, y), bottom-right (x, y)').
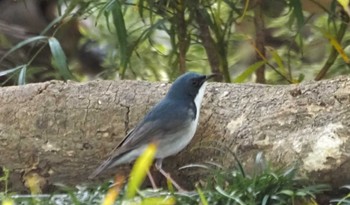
top-left (158, 167), bottom-right (188, 192)
top-left (147, 171), bottom-right (158, 189)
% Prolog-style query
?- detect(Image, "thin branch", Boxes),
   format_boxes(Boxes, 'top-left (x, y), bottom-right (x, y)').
top-left (253, 0), bottom-right (266, 83)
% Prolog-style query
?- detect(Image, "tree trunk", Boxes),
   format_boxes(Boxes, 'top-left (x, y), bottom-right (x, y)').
top-left (0, 77), bottom-right (350, 192)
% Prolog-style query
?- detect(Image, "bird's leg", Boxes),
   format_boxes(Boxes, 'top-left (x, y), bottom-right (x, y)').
top-left (147, 171), bottom-right (158, 189)
top-left (155, 159), bottom-right (187, 192)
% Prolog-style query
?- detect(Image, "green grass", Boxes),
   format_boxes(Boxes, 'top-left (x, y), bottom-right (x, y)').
top-left (0, 150), bottom-right (342, 205)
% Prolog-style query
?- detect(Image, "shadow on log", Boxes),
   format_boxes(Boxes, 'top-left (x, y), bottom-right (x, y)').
top-left (0, 77), bottom-right (349, 192)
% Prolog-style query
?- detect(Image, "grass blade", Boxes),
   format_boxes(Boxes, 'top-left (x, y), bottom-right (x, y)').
top-left (197, 186), bottom-right (209, 205)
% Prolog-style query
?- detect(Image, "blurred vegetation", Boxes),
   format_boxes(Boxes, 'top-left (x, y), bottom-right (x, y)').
top-left (0, 147), bottom-right (335, 205)
top-left (0, 0), bottom-right (350, 85)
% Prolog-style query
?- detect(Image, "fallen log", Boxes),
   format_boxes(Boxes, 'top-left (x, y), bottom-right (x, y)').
top-left (0, 77), bottom-right (349, 192)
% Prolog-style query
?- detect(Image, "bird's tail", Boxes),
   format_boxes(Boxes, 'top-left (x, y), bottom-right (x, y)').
top-left (88, 148), bottom-right (130, 179)
top-left (88, 158), bottom-right (113, 179)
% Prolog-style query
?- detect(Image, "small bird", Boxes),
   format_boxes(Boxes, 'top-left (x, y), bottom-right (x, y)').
top-left (89, 72), bottom-right (215, 189)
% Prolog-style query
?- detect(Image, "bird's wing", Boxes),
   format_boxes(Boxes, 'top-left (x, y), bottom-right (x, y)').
top-left (119, 99), bottom-right (195, 148)
top-left (88, 99), bottom-right (195, 178)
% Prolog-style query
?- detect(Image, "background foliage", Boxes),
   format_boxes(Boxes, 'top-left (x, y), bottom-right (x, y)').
top-left (0, 0), bottom-right (349, 85)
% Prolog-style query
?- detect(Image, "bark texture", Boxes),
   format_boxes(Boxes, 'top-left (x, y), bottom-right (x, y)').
top-left (0, 77), bottom-right (350, 192)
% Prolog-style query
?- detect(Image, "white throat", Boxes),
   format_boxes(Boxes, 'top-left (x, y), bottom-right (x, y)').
top-left (194, 81), bottom-right (207, 122)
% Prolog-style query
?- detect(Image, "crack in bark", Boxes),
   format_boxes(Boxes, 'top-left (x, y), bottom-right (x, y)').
top-left (199, 112), bottom-right (213, 145)
top-left (120, 104), bottom-right (130, 135)
top-left (104, 82), bottom-right (113, 94)
top-left (36, 82), bottom-right (51, 95)
top-left (83, 85), bottom-right (92, 128)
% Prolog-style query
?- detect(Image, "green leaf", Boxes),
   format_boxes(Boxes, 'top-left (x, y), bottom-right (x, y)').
top-left (298, 73), bottom-right (305, 82)
top-left (96, 0), bottom-right (115, 22)
top-left (48, 37), bottom-right (74, 80)
top-left (111, 1), bottom-right (129, 78)
top-left (290, 0), bottom-right (304, 48)
top-left (40, 16), bottom-right (64, 36)
top-left (234, 61), bottom-right (265, 83)
top-left (279, 190), bottom-right (294, 196)
top-left (17, 65), bottom-right (27, 85)
top-left (271, 49), bottom-right (288, 76)
top-left (0, 65), bottom-right (25, 77)
top-left (0, 36), bottom-right (48, 63)
top-left (197, 186), bottom-right (209, 205)
top-left (137, 0), bottom-right (146, 22)
top-left (261, 195), bottom-right (270, 205)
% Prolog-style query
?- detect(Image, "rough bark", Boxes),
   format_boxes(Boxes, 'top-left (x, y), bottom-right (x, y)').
top-left (0, 77), bottom-right (350, 192)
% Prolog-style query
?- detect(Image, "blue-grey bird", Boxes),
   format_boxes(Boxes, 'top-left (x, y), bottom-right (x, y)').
top-left (89, 72), bottom-right (215, 188)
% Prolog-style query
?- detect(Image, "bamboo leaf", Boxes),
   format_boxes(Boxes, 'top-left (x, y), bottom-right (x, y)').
top-left (338, 0), bottom-right (350, 16)
top-left (271, 49), bottom-right (288, 76)
top-left (96, 0), bottom-right (115, 22)
top-left (234, 61), bottom-right (265, 83)
top-left (326, 33), bottom-right (350, 63)
top-left (137, 0), bottom-right (146, 22)
top-left (111, 1), bottom-right (129, 78)
top-left (0, 36), bottom-right (47, 63)
top-left (48, 37), bottom-right (74, 80)
top-left (40, 15), bottom-right (64, 36)
top-left (237, 0), bottom-right (250, 22)
top-left (17, 65), bottom-right (27, 85)
top-left (290, 0), bottom-right (304, 48)
top-left (0, 65), bottom-right (25, 77)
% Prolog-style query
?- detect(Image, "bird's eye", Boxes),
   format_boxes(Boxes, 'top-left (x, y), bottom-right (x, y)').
top-left (191, 79), bottom-right (199, 86)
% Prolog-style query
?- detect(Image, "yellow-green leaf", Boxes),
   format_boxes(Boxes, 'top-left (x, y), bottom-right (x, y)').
top-left (234, 61), bottom-right (265, 83)
top-left (271, 49), bottom-right (287, 76)
top-left (126, 143), bottom-right (157, 199)
top-left (101, 175), bottom-right (125, 205)
top-left (141, 197), bottom-right (176, 205)
top-left (338, 0), bottom-right (349, 8)
top-left (2, 198), bottom-right (15, 205)
top-left (338, 0), bottom-right (350, 16)
top-left (325, 33), bottom-right (350, 63)
top-left (197, 186), bottom-right (209, 205)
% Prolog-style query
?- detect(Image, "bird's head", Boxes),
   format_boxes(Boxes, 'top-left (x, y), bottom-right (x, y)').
top-left (166, 72), bottom-right (216, 100)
